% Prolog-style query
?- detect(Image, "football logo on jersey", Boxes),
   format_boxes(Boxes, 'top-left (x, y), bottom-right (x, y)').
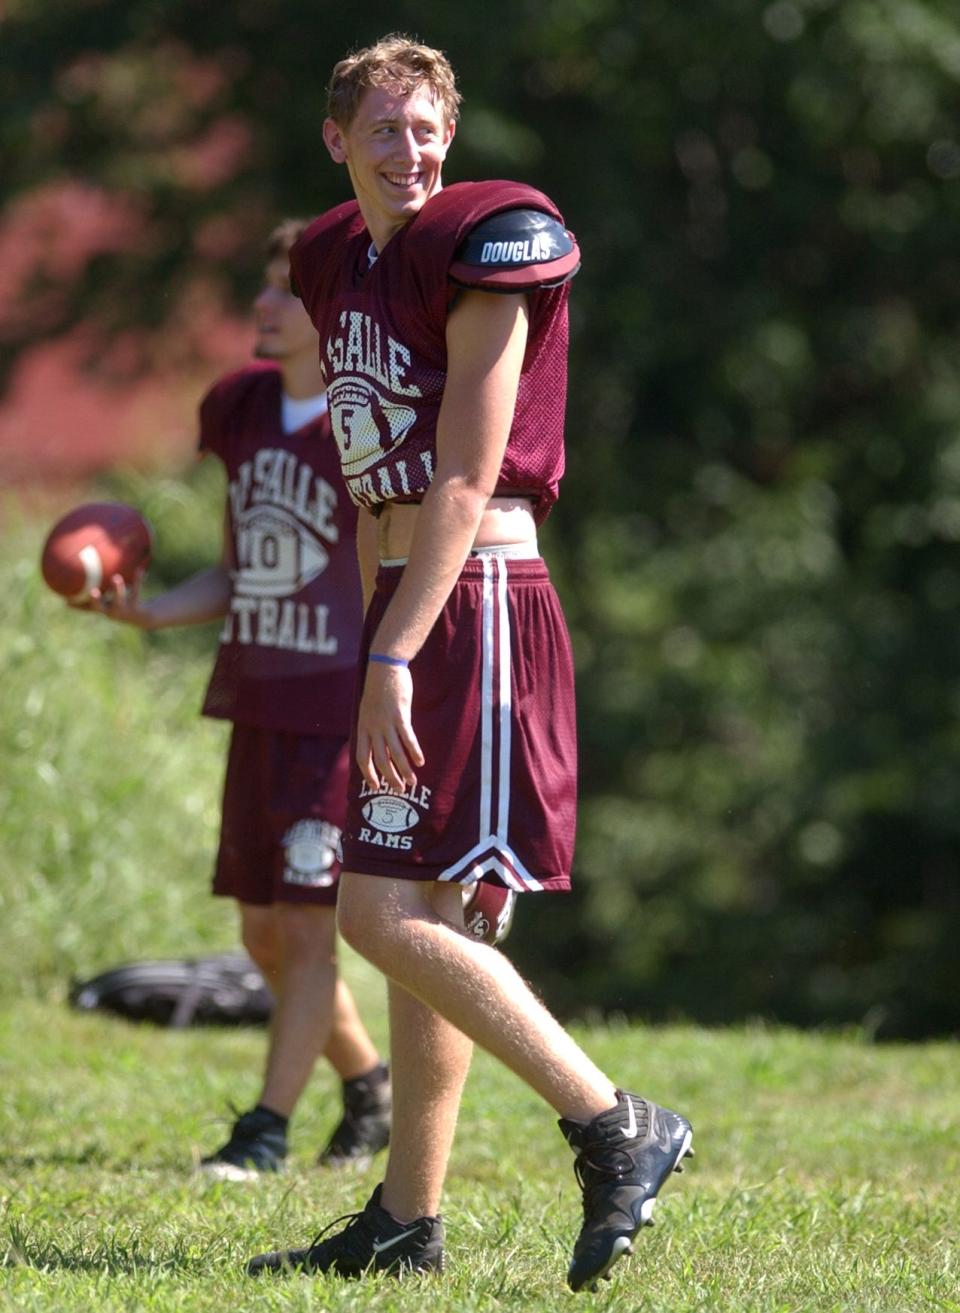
top-left (281, 819), bottom-right (339, 888)
top-left (327, 378), bottom-right (417, 478)
top-left (361, 795), bottom-right (420, 833)
top-left (234, 505), bottom-right (329, 597)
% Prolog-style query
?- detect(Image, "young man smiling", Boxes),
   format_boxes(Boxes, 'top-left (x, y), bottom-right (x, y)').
top-left (245, 37), bottom-right (693, 1292)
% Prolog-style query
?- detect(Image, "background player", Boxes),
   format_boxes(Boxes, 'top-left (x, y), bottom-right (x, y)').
top-left (79, 220), bottom-right (391, 1178)
top-left (246, 37), bottom-right (692, 1290)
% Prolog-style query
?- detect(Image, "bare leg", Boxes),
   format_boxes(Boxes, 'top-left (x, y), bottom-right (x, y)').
top-left (239, 902), bottom-right (282, 987)
top-left (263, 904), bottom-right (338, 1114)
top-left (377, 887), bottom-right (474, 1219)
top-left (380, 982), bottom-right (472, 1219)
top-left (240, 902), bottom-right (379, 1116)
top-left (241, 902), bottom-right (383, 1110)
top-left (241, 903), bottom-right (334, 1115)
top-left (246, 876), bottom-right (689, 1284)
top-left (324, 978), bottom-right (383, 1081)
top-left (337, 874), bottom-right (616, 1130)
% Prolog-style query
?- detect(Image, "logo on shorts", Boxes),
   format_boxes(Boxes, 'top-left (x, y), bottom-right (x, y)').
top-left (356, 783), bottom-right (432, 851)
top-left (281, 819), bottom-right (339, 887)
top-left (361, 795), bottom-right (420, 833)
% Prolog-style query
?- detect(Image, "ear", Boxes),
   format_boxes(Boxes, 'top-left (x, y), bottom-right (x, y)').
top-left (323, 117), bottom-right (347, 164)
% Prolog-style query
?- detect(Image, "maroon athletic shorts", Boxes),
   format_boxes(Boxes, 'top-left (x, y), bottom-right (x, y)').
top-left (213, 725), bottom-right (350, 906)
top-left (341, 553), bottom-right (577, 892)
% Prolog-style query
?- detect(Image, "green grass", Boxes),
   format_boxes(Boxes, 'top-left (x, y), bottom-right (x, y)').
top-left (1, 479), bottom-right (234, 997)
top-left (2, 484), bottom-right (958, 1310)
top-left (1, 1004), bottom-right (958, 1311)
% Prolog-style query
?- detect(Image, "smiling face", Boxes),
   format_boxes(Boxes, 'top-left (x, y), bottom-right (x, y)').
top-left (252, 256), bottom-right (317, 363)
top-left (322, 83), bottom-right (455, 250)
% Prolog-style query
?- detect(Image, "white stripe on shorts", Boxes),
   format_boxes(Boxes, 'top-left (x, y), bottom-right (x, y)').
top-left (439, 555), bottom-right (543, 893)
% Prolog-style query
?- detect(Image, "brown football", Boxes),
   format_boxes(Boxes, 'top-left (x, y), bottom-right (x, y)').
top-left (463, 882), bottom-right (517, 945)
top-left (40, 502), bottom-right (152, 601)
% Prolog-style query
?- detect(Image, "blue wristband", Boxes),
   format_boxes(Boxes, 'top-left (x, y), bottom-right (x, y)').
top-left (369, 652), bottom-right (409, 668)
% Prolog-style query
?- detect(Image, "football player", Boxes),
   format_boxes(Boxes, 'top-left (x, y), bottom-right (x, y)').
top-left (245, 37), bottom-right (693, 1292)
top-left (80, 221), bottom-right (392, 1178)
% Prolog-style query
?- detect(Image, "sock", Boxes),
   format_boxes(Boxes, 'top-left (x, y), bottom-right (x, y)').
top-left (253, 1103), bottom-right (289, 1130)
top-left (345, 1060), bottom-right (389, 1092)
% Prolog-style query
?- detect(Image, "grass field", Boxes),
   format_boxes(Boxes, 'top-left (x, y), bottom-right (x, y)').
top-left (2, 998), bottom-right (958, 1312)
top-left (1, 489), bottom-right (958, 1310)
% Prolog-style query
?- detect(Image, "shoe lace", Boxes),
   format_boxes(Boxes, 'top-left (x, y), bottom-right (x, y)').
top-left (574, 1145), bottom-right (640, 1220)
top-left (571, 1097), bottom-right (651, 1188)
top-left (306, 1208), bottom-right (375, 1260)
top-left (573, 1123), bottom-right (653, 1217)
top-left (215, 1101), bottom-right (253, 1140)
top-left (573, 1143), bottom-right (639, 1193)
top-left (216, 1107), bottom-right (283, 1160)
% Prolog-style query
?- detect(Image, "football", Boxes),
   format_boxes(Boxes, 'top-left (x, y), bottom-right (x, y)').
top-left (40, 501), bottom-right (153, 602)
top-left (463, 883), bottom-right (517, 946)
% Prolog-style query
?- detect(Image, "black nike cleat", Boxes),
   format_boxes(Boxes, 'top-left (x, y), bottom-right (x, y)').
top-left (198, 1106), bottom-right (287, 1180)
top-left (246, 1184), bottom-right (444, 1277)
top-left (318, 1068), bottom-right (391, 1170)
top-left (561, 1090), bottom-right (693, 1292)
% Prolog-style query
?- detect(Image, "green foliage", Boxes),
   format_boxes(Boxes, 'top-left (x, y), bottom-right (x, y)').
top-left (101, 456), bottom-right (227, 594)
top-left (0, 484), bottom-right (232, 997)
top-left (1, 1004), bottom-right (958, 1311)
top-left (4, 2), bottom-right (960, 1032)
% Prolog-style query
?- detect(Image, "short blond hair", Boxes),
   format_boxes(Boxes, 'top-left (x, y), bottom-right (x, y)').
top-left (326, 33), bottom-right (461, 128)
top-left (265, 218), bottom-right (308, 261)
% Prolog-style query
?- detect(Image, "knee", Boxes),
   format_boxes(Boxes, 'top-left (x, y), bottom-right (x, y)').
top-left (241, 919), bottom-right (280, 978)
top-left (336, 881), bottom-right (401, 964)
top-left (275, 904), bottom-right (336, 965)
top-left (335, 894), bottom-right (380, 958)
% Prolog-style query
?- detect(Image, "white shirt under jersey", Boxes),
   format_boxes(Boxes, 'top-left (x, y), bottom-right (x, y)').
top-left (281, 391), bottom-right (328, 435)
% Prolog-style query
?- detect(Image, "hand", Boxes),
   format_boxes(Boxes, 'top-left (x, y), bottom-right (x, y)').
top-left (356, 660), bottom-right (425, 792)
top-left (70, 568), bottom-right (152, 628)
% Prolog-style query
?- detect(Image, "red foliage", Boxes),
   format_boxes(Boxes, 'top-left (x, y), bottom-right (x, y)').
top-left (0, 313), bottom-right (250, 487)
top-left (0, 182), bottom-right (145, 341)
top-left (169, 115), bottom-right (254, 191)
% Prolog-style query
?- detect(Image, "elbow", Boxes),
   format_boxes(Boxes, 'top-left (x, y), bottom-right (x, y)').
top-left (430, 470), bottom-right (498, 513)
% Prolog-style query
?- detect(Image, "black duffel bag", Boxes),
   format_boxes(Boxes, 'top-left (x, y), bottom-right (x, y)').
top-left (69, 952), bottom-right (273, 1028)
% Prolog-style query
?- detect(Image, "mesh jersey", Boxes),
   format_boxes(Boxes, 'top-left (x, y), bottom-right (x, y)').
top-left (290, 180), bottom-right (575, 524)
top-left (198, 363), bottom-right (361, 736)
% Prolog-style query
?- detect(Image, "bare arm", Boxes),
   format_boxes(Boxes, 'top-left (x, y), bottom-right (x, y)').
top-left (79, 505), bottom-right (234, 631)
top-left (356, 289), bottom-right (530, 791)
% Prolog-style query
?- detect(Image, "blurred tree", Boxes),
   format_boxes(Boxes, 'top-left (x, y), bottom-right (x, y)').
top-left (3, 0), bottom-right (960, 1035)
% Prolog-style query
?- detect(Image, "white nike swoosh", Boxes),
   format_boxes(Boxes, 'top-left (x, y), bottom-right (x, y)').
top-left (372, 1228), bottom-right (419, 1254)
top-left (619, 1099), bottom-right (638, 1139)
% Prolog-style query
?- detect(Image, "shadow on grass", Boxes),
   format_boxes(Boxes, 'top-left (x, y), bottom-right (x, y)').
top-left (2, 1231), bottom-right (224, 1276)
top-left (0, 1148), bottom-right (115, 1169)
top-left (0, 1148), bottom-right (192, 1171)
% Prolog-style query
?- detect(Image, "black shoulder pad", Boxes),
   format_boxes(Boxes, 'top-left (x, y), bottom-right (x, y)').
top-left (449, 208), bottom-right (580, 292)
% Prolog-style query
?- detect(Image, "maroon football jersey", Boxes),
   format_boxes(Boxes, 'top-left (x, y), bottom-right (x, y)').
top-left (198, 363), bottom-right (361, 736)
top-left (290, 181), bottom-right (574, 523)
